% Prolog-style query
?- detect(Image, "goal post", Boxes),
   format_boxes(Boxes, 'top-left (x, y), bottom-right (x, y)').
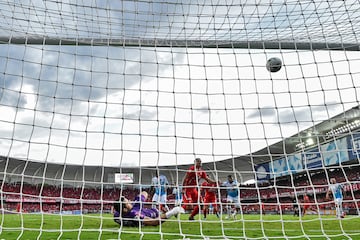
top-left (0, 0), bottom-right (360, 239)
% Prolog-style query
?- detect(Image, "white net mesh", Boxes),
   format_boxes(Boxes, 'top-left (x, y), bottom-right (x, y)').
top-left (0, 1), bottom-right (360, 239)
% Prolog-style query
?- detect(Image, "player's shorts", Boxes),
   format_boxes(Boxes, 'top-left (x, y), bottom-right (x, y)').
top-left (227, 195), bottom-right (241, 208)
top-left (334, 198), bottom-right (343, 206)
top-left (203, 195), bottom-right (217, 205)
top-left (183, 187), bottom-right (200, 204)
top-left (303, 203), bottom-right (310, 210)
top-left (152, 193), bottom-right (167, 204)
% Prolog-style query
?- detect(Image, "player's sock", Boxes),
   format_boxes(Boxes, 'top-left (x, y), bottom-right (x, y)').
top-left (203, 209), bottom-right (207, 219)
top-left (335, 205), bottom-right (340, 218)
top-left (190, 206), bottom-right (199, 218)
top-left (231, 210), bottom-right (237, 219)
top-left (226, 205), bottom-right (231, 218)
top-left (165, 206), bottom-right (185, 218)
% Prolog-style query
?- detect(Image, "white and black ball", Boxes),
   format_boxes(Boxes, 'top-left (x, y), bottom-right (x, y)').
top-left (266, 57), bottom-right (282, 73)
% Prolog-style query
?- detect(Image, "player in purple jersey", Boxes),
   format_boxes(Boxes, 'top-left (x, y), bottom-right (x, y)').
top-left (113, 191), bottom-right (184, 226)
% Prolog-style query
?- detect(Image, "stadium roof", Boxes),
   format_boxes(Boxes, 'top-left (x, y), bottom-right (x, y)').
top-left (201, 105), bottom-right (360, 182)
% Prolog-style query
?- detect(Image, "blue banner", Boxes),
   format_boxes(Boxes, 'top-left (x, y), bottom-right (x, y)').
top-left (270, 158), bottom-right (288, 178)
top-left (256, 134), bottom-right (357, 179)
top-left (287, 153), bottom-right (302, 173)
top-left (321, 137), bottom-right (349, 166)
top-left (303, 147), bottom-right (322, 169)
top-left (255, 163), bottom-right (270, 180)
top-left (347, 133), bottom-right (360, 162)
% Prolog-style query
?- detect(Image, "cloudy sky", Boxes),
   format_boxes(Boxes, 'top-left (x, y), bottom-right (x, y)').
top-left (0, 1), bottom-right (359, 167)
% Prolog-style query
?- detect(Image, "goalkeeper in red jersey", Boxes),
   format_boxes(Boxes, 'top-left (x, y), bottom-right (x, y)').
top-left (182, 158), bottom-right (215, 220)
top-left (201, 180), bottom-right (220, 220)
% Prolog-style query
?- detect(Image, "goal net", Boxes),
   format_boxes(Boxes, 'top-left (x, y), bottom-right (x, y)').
top-left (0, 0), bottom-right (360, 239)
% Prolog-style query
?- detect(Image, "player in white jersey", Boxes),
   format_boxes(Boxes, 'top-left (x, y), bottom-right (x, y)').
top-left (222, 175), bottom-right (241, 219)
top-left (151, 174), bottom-right (170, 213)
top-left (326, 178), bottom-right (345, 219)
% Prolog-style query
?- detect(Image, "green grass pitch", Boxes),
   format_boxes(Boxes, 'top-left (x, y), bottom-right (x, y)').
top-left (0, 213), bottom-right (359, 239)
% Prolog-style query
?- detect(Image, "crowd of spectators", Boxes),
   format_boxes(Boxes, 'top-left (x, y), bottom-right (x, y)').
top-left (1, 166), bottom-right (359, 215)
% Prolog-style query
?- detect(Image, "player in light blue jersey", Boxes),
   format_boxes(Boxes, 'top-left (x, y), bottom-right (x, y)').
top-left (222, 175), bottom-right (241, 219)
top-left (326, 178), bottom-right (345, 219)
top-left (172, 185), bottom-right (182, 206)
top-left (151, 174), bottom-right (170, 213)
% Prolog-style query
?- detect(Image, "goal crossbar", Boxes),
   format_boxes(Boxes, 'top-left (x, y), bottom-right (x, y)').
top-left (1, 37), bottom-right (359, 51)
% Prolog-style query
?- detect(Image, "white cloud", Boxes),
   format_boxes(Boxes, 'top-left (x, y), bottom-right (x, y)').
top-left (0, 47), bottom-right (359, 167)
top-left (0, 1), bottom-right (359, 167)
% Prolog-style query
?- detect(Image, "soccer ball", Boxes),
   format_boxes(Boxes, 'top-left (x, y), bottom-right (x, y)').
top-left (266, 57), bottom-right (282, 72)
